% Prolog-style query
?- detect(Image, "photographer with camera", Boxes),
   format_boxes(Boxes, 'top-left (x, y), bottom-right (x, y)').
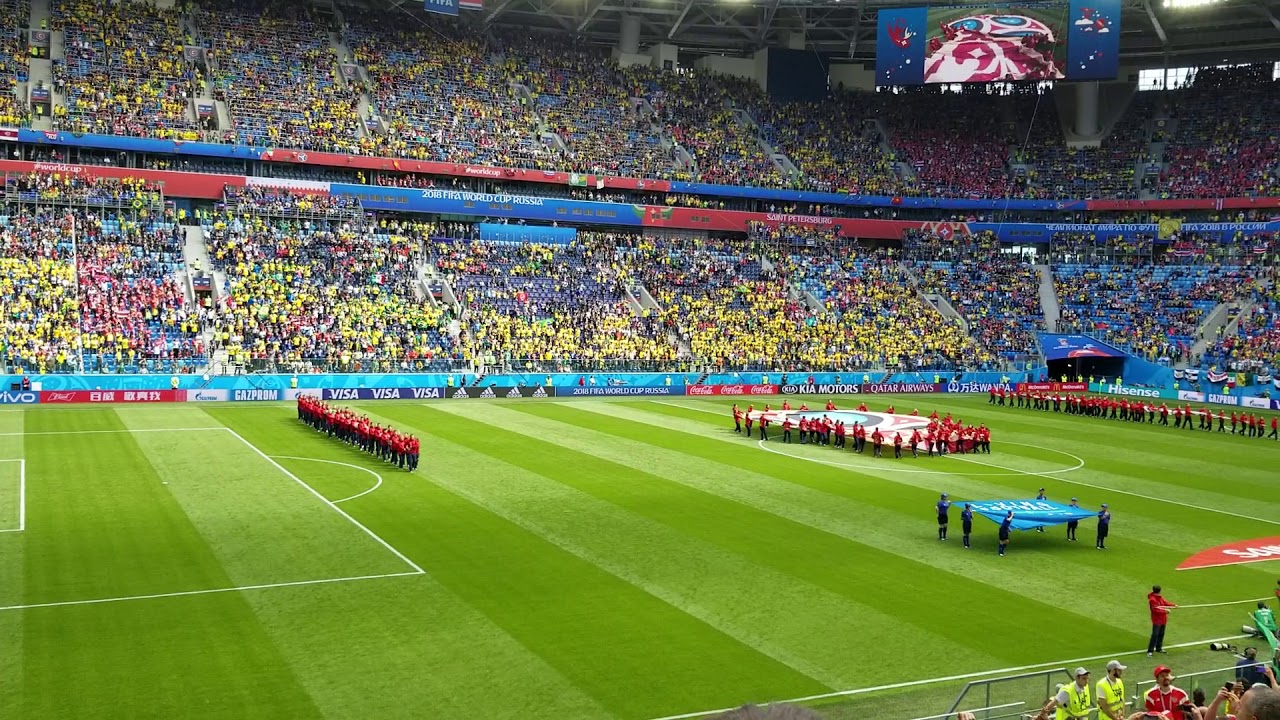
top-left (1144, 665), bottom-right (1202, 720)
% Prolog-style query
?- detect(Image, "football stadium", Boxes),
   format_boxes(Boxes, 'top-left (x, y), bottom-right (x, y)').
top-left (0, 0), bottom-right (1278, 718)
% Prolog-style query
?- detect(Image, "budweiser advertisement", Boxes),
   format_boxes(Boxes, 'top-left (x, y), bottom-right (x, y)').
top-left (1177, 537), bottom-right (1280, 570)
top-left (687, 384), bottom-right (779, 396)
top-left (40, 389), bottom-right (186, 404)
top-left (1017, 382), bottom-right (1089, 392)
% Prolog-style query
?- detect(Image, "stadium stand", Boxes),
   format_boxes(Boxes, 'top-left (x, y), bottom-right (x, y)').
top-left (199, 0), bottom-right (363, 152)
top-left (436, 232), bottom-right (677, 369)
top-left (52, 0), bottom-right (201, 139)
top-left (1157, 64), bottom-right (1279, 199)
top-left (202, 209), bottom-right (455, 371)
top-left (0, 0), bottom-right (30, 129)
top-left (904, 231), bottom-right (1044, 361)
top-left (0, 172), bottom-right (202, 374)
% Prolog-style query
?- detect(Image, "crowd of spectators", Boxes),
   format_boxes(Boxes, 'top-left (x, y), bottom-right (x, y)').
top-left (0, 172), bottom-right (204, 373)
top-left (199, 0), bottom-right (363, 152)
top-left (904, 231), bottom-right (1043, 360)
top-left (434, 232), bottom-right (676, 367)
top-left (222, 184), bottom-right (362, 219)
top-left (1157, 64), bottom-right (1279, 199)
top-left (203, 212), bottom-right (455, 371)
top-left (52, 0), bottom-right (202, 140)
top-left (1053, 255), bottom-right (1257, 361)
top-left (1206, 292), bottom-right (1280, 372)
top-left (0, 0), bottom-right (30, 129)
top-left (1014, 94), bottom-right (1149, 200)
top-left (343, 11), bottom-right (554, 169)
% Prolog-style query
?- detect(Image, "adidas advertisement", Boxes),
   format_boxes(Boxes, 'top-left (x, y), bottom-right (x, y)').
top-left (450, 386), bottom-right (559, 399)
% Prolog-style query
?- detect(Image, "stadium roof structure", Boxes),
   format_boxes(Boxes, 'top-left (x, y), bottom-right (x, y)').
top-left (378, 0), bottom-right (1280, 66)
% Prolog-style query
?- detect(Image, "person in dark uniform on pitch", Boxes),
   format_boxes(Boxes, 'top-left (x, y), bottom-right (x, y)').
top-left (936, 493), bottom-right (951, 541)
top-left (1096, 503), bottom-right (1111, 549)
top-left (961, 503), bottom-right (974, 549)
top-left (758, 415), bottom-right (769, 441)
top-left (1066, 497), bottom-right (1081, 541)
top-left (1035, 488), bottom-right (1048, 533)
top-left (998, 511), bottom-right (1013, 556)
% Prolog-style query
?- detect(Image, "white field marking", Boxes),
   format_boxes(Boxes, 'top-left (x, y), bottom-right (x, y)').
top-left (756, 439), bottom-right (1083, 477)
top-left (945, 451), bottom-right (1280, 526)
top-left (0, 570), bottom-right (425, 613)
top-left (0, 459), bottom-right (24, 533)
top-left (223, 429), bottom-right (426, 575)
top-left (270, 455), bottom-right (384, 504)
top-left (0, 427), bottom-right (227, 436)
top-left (1170, 597), bottom-right (1271, 609)
top-left (645, 634), bottom-right (1250, 720)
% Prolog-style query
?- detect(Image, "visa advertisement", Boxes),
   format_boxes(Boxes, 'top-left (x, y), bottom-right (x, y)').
top-left (876, 0), bottom-right (1120, 86)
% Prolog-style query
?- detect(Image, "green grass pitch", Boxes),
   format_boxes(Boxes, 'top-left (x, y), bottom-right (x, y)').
top-left (0, 395), bottom-right (1276, 719)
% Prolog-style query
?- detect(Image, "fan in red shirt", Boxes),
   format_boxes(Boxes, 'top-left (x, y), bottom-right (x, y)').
top-left (1144, 666), bottom-right (1192, 720)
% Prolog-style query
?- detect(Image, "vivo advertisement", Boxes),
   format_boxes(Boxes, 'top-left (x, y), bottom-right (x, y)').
top-left (876, 0), bottom-right (1121, 86)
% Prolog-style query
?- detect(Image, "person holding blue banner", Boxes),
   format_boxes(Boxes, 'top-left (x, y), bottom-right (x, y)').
top-left (961, 504), bottom-right (973, 549)
top-left (998, 511), bottom-right (1013, 557)
top-left (937, 493), bottom-right (951, 541)
top-left (1066, 498), bottom-right (1081, 541)
top-left (1035, 489), bottom-right (1048, 533)
top-left (1096, 504), bottom-right (1111, 550)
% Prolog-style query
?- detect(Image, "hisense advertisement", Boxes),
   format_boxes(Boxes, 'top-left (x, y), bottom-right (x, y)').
top-left (876, 0), bottom-right (1120, 86)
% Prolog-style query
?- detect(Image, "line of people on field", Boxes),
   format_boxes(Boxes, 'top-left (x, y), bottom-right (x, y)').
top-left (991, 386), bottom-right (1280, 439)
top-left (297, 396), bottom-right (420, 471)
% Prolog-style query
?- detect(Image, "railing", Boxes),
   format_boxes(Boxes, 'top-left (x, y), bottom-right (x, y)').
top-left (945, 668), bottom-right (1073, 720)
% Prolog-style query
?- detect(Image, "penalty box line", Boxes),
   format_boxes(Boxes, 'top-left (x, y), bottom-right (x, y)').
top-left (0, 571), bottom-right (425, 613)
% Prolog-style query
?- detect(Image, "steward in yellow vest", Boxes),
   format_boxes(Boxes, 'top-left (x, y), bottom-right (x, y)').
top-left (1096, 660), bottom-right (1127, 720)
top-left (1038, 668), bottom-right (1093, 720)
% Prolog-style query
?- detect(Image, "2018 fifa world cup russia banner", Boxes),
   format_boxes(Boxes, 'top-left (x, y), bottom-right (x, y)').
top-left (875, 0), bottom-right (1121, 86)
top-left (968, 499), bottom-right (1097, 530)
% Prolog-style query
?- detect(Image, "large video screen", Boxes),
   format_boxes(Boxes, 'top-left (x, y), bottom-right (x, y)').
top-left (876, 0), bottom-right (1120, 86)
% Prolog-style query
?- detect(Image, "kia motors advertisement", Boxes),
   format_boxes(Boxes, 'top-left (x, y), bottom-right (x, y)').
top-left (687, 384), bottom-right (778, 396)
top-left (780, 383), bottom-right (862, 395)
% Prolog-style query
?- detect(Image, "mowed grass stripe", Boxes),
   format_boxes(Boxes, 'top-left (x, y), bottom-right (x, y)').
top-left (475, 403), bottom-right (1188, 633)
top-left (236, 569), bottom-right (616, 720)
top-left (563, 401), bottom-right (1265, 626)
top-left (392, 403), bottom-right (1134, 668)
top-left (637, 399), bottom-right (1280, 531)
top-left (278, 404), bottom-right (828, 719)
top-left (425, 402), bottom-right (969, 689)
top-left (14, 409), bottom-right (326, 720)
top-left (200, 407), bottom-right (617, 720)
top-left (0, 411), bottom-right (22, 715)
top-left (119, 409), bottom-right (409, 582)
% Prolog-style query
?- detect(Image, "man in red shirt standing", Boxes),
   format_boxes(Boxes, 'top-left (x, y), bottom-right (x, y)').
top-left (1148, 585), bottom-right (1177, 656)
top-left (1144, 665), bottom-right (1192, 720)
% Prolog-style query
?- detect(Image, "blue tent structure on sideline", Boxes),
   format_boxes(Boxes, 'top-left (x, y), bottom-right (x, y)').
top-left (967, 500), bottom-right (1096, 530)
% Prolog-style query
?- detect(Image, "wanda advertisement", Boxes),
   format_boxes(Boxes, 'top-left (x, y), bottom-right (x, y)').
top-left (687, 384), bottom-right (779, 396)
top-left (1016, 382), bottom-right (1089, 392)
top-left (40, 390), bottom-right (187, 404)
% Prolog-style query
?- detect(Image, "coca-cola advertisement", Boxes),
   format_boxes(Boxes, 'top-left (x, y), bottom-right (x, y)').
top-left (689, 384), bottom-right (779, 396)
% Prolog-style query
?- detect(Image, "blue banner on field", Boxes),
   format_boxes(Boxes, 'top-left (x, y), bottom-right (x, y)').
top-left (968, 500), bottom-right (1095, 530)
top-left (1039, 333), bottom-right (1126, 360)
top-left (424, 0), bottom-right (459, 15)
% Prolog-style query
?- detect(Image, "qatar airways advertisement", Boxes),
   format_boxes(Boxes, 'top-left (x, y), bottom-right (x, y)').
top-left (876, 0), bottom-right (1120, 86)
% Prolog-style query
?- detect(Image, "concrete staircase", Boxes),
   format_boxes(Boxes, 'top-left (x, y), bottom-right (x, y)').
top-left (27, 0), bottom-right (54, 131)
top-left (1187, 300), bottom-right (1245, 362)
top-left (903, 264), bottom-right (967, 332)
top-left (1034, 264), bottom-right (1061, 332)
